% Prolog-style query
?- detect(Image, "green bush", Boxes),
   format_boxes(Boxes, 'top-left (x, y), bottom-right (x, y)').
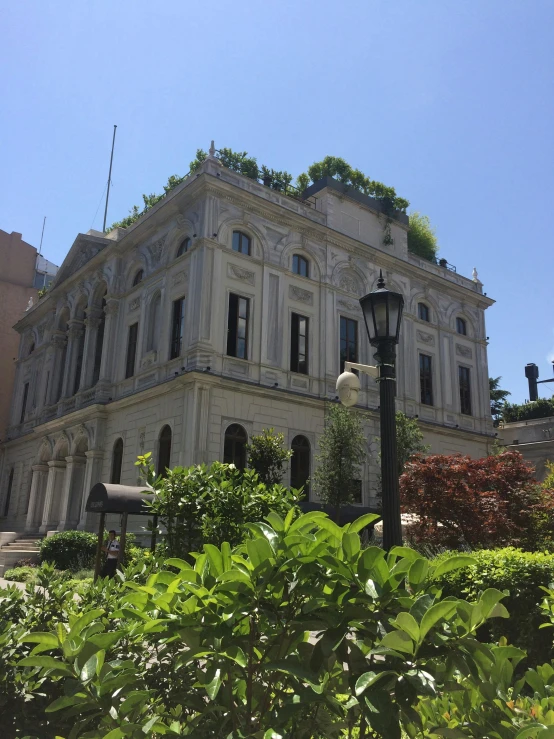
top-left (434, 547), bottom-right (554, 668)
top-left (503, 396), bottom-right (554, 422)
top-left (39, 530), bottom-right (97, 572)
top-left (3, 566), bottom-right (38, 583)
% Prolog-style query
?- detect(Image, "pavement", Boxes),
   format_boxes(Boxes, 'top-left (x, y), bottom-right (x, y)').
top-left (0, 578), bottom-right (28, 592)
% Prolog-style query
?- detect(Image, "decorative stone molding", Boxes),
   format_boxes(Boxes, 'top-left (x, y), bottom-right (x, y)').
top-left (416, 330), bottom-right (435, 346)
top-left (172, 270), bottom-right (188, 287)
top-left (140, 350), bottom-right (158, 369)
top-left (148, 235), bottom-right (167, 264)
top-left (36, 324), bottom-right (45, 343)
top-left (104, 298), bottom-right (119, 317)
top-left (456, 344), bottom-right (472, 358)
top-left (337, 298), bottom-right (358, 312)
top-left (128, 297), bottom-right (141, 312)
top-left (228, 264), bottom-right (255, 286)
top-left (289, 285), bottom-right (313, 305)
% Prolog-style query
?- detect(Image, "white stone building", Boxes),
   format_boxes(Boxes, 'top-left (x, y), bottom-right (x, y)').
top-left (0, 151), bottom-right (495, 540)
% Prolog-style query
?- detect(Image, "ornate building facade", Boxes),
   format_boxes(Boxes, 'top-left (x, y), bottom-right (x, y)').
top-left (0, 152), bottom-right (495, 537)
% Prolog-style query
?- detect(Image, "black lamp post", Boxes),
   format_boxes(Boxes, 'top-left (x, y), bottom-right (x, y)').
top-left (359, 271), bottom-right (404, 549)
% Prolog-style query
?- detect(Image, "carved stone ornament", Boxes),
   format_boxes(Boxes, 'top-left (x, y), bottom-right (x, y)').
top-left (417, 330), bottom-right (435, 346)
top-left (104, 299), bottom-right (119, 317)
top-left (228, 263), bottom-right (255, 286)
top-left (148, 235), bottom-right (167, 264)
top-left (338, 274), bottom-right (361, 295)
top-left (36, 324), bottom-right (45, 343)
top-left (289, 285), bottom-right (314, 305)
top-left (128, 297), bottom-right (141, 312)
top-left (456, 344), bottom-right (472, 358)
top-left (140, 350), bottom-right (158, 369)
top-left (172, 270), bottom-right (188, 287)
top-left (75, 424), bottom-right (88, 441)
top-left (338, 298), bottom-right (358, 312)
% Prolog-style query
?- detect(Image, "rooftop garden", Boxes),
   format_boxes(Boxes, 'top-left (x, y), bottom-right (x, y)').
top-left (503, 396), bottom-right (554, 423)
top-left (107, 146), bottom-right (439, 262)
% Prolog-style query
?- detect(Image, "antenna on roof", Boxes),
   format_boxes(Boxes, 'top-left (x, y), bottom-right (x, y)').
top-left (102, 125), bottom-right (118, 234)
top-left (38, 216), bottom-right (46, 255)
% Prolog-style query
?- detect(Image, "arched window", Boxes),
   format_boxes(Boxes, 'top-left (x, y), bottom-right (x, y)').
top-left (292, 255), bottom-right (309, 278)
top-left (73, 328), bottom-right (86, 395)
top-left (456, 317), bottom-right (467, 336)
top-left (3, 468), bottom-right (14, 517)
top-left (418, 303), bottom-right (430, 322)
top-left (111, 438), bottom-right (124, 484)
top-left (132, 269), bottom-right (144, 287)
top-left (232, 231), bottom-right (251, 256)
top-left (291, 435), bottom-right (310, 497)
top-left (147, 294), bottom-right (162, 352)
top-left (223, 424), bottom-right (247, 470)
top-left (157, 425), bottom-right (172, 478)
top-left (177, 237), bottom-right (191, 257)
top-left (92, 297), bottom-right (106, 386)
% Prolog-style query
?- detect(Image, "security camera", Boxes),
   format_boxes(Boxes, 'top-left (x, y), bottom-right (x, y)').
top-left (336, 370), bottom-right (360, 407)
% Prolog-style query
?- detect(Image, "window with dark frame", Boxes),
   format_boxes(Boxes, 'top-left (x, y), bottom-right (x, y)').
top-left (157, 425), bottom-right (172, 477)
top-left (290, 435), bottom-right (311, 497)
top-left (3, 468), bottom-right (14, 517)
top-left (232, 231), bottom-right (251, 256)
top-left (456, 317), bottom-right (467, 335)
top-left (227, 293), bottom-right (249, 359)
top-left (340, 316), bottom-right (358, 373)
top-left (111, 438), bottom-right (123, 485)
top-left (223, 424), bottom-right (248, 470)
top-left (290, 313), bottom-right (309, 374)
top-left (55, 342), bottom-right (67, 402)
top-left (73, 330), bottom-right (85, 395)
top-left (132, 269), bottom-right (144, 286)
top-left (418, 303), bottom-right (430, 322)
top-left (20, 383), bottom-right (29, 423)
top-left (177, 237), bottom-right (191, 257)
top-left (459, 366), bottom-right (472, 415)
top-left (292, 255), bottom-right (309, 278)
top-left (170, 297), bottom-right (185, 359)
top-left (92, 298), bottom-right (106, 386)
top-left (125, 322), bottom-right (139, 379)
top-left (419, 354), bottom-right (433, 406)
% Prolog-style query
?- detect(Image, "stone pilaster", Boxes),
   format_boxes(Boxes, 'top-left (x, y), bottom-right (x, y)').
top-left (25, 464), bottom-right (48, 532)
top-left (39, 460), bottom-right (67, 533)
top-left (77, 450), bottom-right (104, 529)
top-left (58, 455), bottom-right (87, 530)
top-left (79, 308), bottom-right (102, 390)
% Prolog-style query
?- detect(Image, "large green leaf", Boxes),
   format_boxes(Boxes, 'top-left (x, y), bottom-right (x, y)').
top-left (68, 609), bottom-right (105, 640)
top-left (392, 613), bottom-right (420, 643)
top-left (355, 670), bottom-right (398, 695)
top-left (345, 513), bottom-right (380, 534)
top-left (18, 655), bottom-right (74, 675)
top-left (380, 630), bottom-right (414, 655)
top-left (342, 532), bottom-right (361, 560)
top-left (432, 555), bottom-right (477, 579)
top-left (246, 537), bottom-right (274, 569)
top-left (21, 632), bottom-right (59, 649)
top-left (419, 601), bottom-right (457, 639)
top-left (204, 544), bottom-right (223, 576)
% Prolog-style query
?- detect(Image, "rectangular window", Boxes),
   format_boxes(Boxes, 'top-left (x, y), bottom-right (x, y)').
top-left (227, 293), bottom-right (250, 359)
top-left (459, 366), bottom-right (472, 415)
top-left (340, 317), bottom-right (358, 373)
top-left (170, 297), bottom-right (185, 360)
top-left (419, 354), bottom-right (433, 406)
top-left (125, 323), bottom-right (138, 379)
top-left (290, 313), bottom-right (309, 374)
top-left (20, 383), bottom-right (29, 423)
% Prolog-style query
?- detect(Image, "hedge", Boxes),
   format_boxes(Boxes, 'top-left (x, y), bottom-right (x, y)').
top-left (434, 547), bottom-right (554, 668)
top-left (39, 531), bottom-right (97, 572)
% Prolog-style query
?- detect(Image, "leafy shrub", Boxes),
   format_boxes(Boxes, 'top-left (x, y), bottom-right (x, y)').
top-left (401, 451), bottom-right (554, 549)
top-left (3, 566), bottom-right (37, 583)
top-left (503, 396), bottom-right (554, 422)
top-left (3, 511), bottom-right (519, 737)
top-left (407, 211), bottom-right (439, 261)
top-left (39, 530), bottom-right (97, 572)
top-left (12, 558), bottom-right (38, 568)
top-left (434, 547), bottom-right (554, 669)
top-left (246, 427), bottom-right (292, 484)
top-left (136, 454), bottom-right (300, 557)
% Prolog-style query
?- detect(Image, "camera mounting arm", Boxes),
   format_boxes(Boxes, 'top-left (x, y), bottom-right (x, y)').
top-left (344, 362), bottom-right (379, 378)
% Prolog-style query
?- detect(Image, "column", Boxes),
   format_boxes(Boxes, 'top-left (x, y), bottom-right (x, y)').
top-left (39, 460), bottom-right (67, 533)
top-left (193, 384), bottom-right (210, 464)
top-left (58, 455), bottom-right (87, 530)
top-left (61, 320), bottom-right (84, 398)
top-left (25, 464), bottom-right (49, 532)
top-left (77, 450), bottom-right (104, 530)
top-left (99, 298), bottom-right (120, 382)
top-left (79, 308), bottom-right (102, 390)
top-left (48, 332), bottom-right (67, 405)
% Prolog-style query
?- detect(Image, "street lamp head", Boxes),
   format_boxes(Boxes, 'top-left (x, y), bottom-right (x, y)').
top-left (336, 370), bottom-right (360, 407)
top-left (359, 271), bottom-right (404, 346)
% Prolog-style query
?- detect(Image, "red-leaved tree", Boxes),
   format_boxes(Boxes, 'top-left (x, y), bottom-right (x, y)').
top-left (400, 451), bottom-right (554, 549)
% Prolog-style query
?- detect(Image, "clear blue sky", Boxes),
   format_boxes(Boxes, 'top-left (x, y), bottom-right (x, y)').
top-left (2, 0), bottom-right (553, 404)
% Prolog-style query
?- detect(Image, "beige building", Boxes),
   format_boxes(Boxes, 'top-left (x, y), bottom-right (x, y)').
top-left (0, 230), bottom-right (57, 442)
top-left (501, 416), bottom-right (554, 481)
top-left (0, 151), bottom-right (495, 542)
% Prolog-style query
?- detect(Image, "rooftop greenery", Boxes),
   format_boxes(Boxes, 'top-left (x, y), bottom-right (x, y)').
top-left (503, 397), bottom-right (554, 423)
top-left (106, 146), bottom-right (439, 261)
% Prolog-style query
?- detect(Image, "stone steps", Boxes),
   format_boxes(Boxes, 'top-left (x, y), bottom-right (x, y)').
top-left (0, 535), bottom-right (44, 577)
